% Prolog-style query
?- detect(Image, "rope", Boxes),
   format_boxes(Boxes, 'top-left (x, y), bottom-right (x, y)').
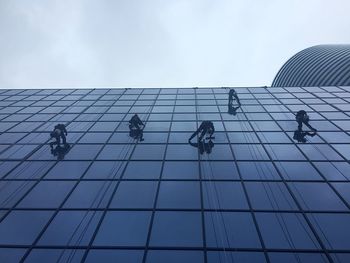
top-left (63, 141), bottom-right (134, 263)
top-left (206, 154), bottom-right (236, 263)
top-left (201, 157), bottom-right (226, 263)
top-left (236, 113), bottom-right (303, 263)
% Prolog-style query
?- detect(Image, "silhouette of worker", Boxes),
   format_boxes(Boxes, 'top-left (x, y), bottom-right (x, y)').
top-left (228, 89), bottom-right (241, 115)
top-left (50, 124), bottom-right (68, 149)
top-left (295, 110), bottom-right (317, 132)
top-left (228, 104), bottom-right (240, 116)
top-left (51, 143), bottom-right (70, 160)
top-left (189, 121), bottom-right (215, 142)
top-left (293, 130), bottom-right (316, 143)
top-left (129, 114), bottom-right (144, 141)
top-left (189, 137), bottom-right (215, 154)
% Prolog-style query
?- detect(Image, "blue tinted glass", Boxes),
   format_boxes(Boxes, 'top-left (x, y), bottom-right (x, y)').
top-left (162, 161), bottom-right (199, 179)
top-left (238, 162), bottom-right (280, 180)
top-left (0, 181), bottom-right (36, 208)
top-left (0, 145), bottom-right (38, 160)
top-left (144, 122), bottom-right (171, 132)
top-left (168, 132), bottom-right (192, 143)
top-left (0, 211), bottom-right (53, 245)
top-left (146, 250), bottom-right (204, 263)
top-left (166, 145), bottom-right (198, 160)
top-left (203, 182), bottom-right (248, 209)
top-left (332, 183), bottom-right (350, 205)
top-left (150, 211), bottom-right (202, 247)
top-left (38, 211), bottom-right (102, 246)
top-left (25, 249), bottom-right (84, 263)
top-left (157, 181), bottom-right (200, 209)
top-left (0, 248), bottom-right (26, 263)
top-left (132, 145), bottom-right (166, 160)
top-left (269, 252), bottom-right (329, 263)
top-left (266, 145), bottom-right (306, 161)
top-left (64, 181), bottom-right (117, 208)
top-left (65, 144), bottom-right (103, 160)
top-left (308, 214), bottom-right (350, 250)
top-left (314, 162), bottom-right (350, 181)
top-left (201, 161), bottom-right (239, 179)
top-left (257, 132), bottom-right (292, 143)
top-left (298, 144), bottom-right (343, 161)
top-left (18, 181), bottom-right (74, 208)
top-left (246, 182), bottom-right (297, 210)
top-left (123, 161), bottom-right (162, 179)
top-left (89, 122), bottom-right (119, 132)
top-left (332, 144), bottom-right (350, 160)
top-left (45, 161), bottom-right (90, 179)
top-left (97, 145), bottom-right (133, 160)
top-left (232, 144), bottom-right (269, 160)
top-left (228, 132), bottom-right (260, 143)
top-left (110, 181), bottom-right (157, 208)
top-left (94, 211), bottom-right (151, 246)
top-left (205, 212), bottom-right (261, 248)
top-left (256, 213), bottom-right (320, 249)
top-left (0, 161), bottom-right (20, 178)
top-left (83, 161), bottom-right (125, 179)
top-left (85, 250), bottom-right (143, 263)
top-left (0, 132), bottom-right (26, 143)
top-left (289, 182), bottom-right (347, 211)
top-left (207, 252), bottom-right (266, 263)
top-left (275, 162), bottom-right (321, 181)
top-left (78, 132), bottom-right (111, 143)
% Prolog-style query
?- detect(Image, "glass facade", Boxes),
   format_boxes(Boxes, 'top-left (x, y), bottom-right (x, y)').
top-left (0, 86), bottom-right (349, 263)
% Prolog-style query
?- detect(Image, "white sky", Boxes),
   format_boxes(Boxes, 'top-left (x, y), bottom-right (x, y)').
top-left (0, 0), bottom-right (350, 88)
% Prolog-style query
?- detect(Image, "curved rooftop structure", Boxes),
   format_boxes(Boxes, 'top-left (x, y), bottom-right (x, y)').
top-left (272, 44), bottom-right (350, 87)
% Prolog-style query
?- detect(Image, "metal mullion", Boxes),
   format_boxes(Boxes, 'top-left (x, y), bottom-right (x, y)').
top-left (195, 88), bottom-right (209, 263)
top-left (5, 206), bottom-right (350, 214)
top-left (141, 88), bottom-right (178, 263)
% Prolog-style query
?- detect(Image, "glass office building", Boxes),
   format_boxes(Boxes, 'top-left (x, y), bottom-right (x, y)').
top-left (0, 86), bottom-right (349, 263)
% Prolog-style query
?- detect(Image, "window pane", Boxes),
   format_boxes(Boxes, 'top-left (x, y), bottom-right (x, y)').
top-left (150, 211), bottom-right (202, 247)
top-left (94, 211), bottom-right (151, 246)
top-left (203, 182), bottom-right (248, 209)
top-left (38, 211), bottom-right (102, 246)
top-left (205, 212), bottom-right (261, 248)
top-left (0, 211), bottom-right (53, 245)
top-left (85, 250), bottom-right (143, 263)
top-left (110, 181), bottom-right (157, 208)
top-left (256, 212), bottom-right (320, 249)
top-left (157, 182), bottom-right (200, 209)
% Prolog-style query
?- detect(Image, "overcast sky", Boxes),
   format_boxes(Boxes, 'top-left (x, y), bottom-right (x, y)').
top-left (0, 0), bottom-right (350, 89)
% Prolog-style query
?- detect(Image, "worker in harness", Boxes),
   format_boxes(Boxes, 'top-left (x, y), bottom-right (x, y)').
top-left (296, 110), bottom-right (317, 132)
top-left (49, 124), bottom-right (69, 159)
top-left (129, 114), bottom-right (145, 141)
top-left (189, 121), bottom-right (215, 142)
top-left (293, 110), bottom-right (317, 143)
top-left (228, 88), bottom-right (241, 115)
top-left (189, 121), bottom-right (215, 154)
top-left (293, 129), bottom-right (316, 143)
top-left (50, 124), bottom-right (68, 149)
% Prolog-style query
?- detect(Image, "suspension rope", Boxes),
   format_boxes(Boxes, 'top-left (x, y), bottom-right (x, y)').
top-left (236, 113), bottom-right (303, 263)
top-left (205, 153), bottom-right (236, 263)
top-left (62, 141), bottom-right (134, 263)
top-left (201, 156), bottom-right (227, 263)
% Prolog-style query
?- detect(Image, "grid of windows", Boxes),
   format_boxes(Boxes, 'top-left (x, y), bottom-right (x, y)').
top-left (0, 86), bottom-right (350, 263)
